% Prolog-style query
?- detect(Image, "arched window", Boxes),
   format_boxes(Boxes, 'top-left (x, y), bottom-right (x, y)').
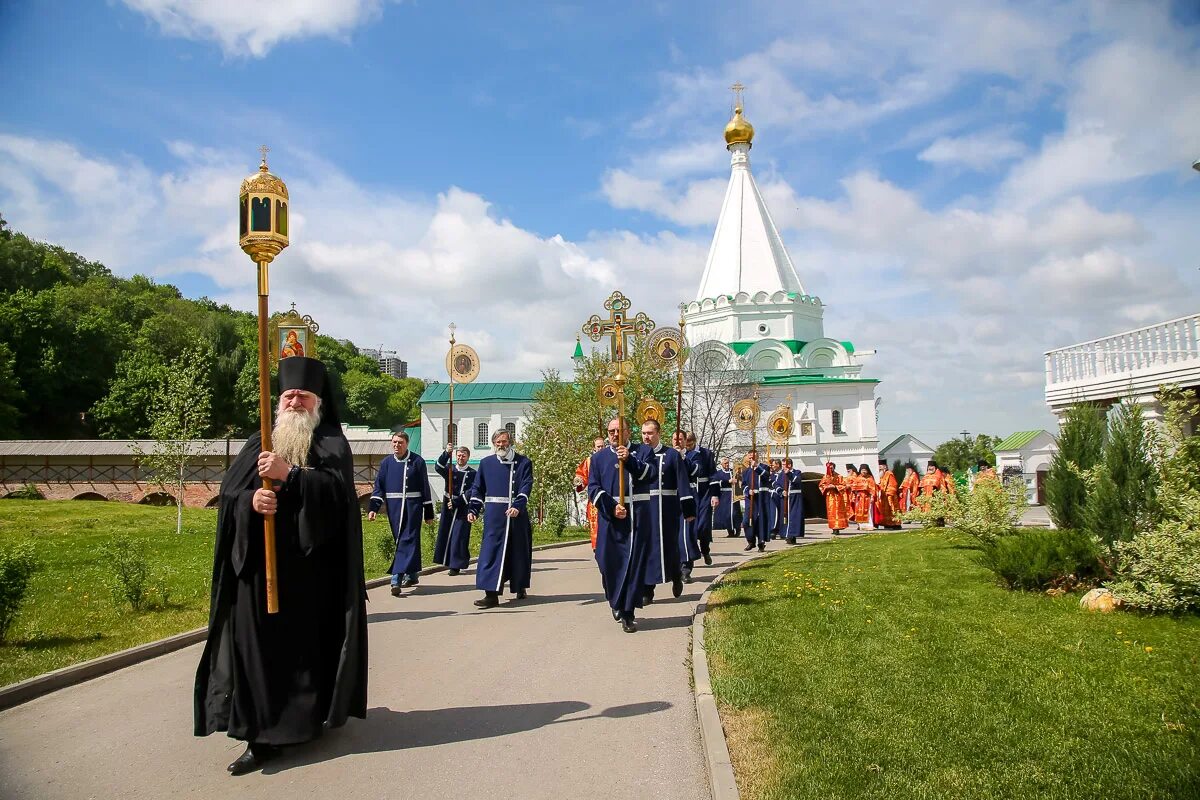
top-left (831, 409), bottom-right (844, 435)
top-left (505, 422), bottom-right (516, 440)
top-left (477, 422), bottom-right (489, 447)
top-left (446, 422), bottom-right (458, 446)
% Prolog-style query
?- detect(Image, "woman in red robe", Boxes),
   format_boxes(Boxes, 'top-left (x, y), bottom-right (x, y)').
top-left (818, 463), bottom-right (848, 533)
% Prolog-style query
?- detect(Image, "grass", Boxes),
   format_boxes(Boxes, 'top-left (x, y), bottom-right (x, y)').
top-left (705, 529), bottom-right (1200, 800)
top-left (0, 500), bottom-right (587, 687)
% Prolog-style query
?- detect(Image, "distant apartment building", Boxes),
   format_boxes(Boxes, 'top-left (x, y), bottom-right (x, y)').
top-left (379, 355), bottom-right (408, 379)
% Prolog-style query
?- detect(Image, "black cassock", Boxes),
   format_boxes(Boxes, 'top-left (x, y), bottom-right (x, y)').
top-left (194, 424), bottom-right (368, 746)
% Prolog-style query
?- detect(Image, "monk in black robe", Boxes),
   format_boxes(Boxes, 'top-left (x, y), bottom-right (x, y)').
top-left (194, 356), bottom-right (367, 775)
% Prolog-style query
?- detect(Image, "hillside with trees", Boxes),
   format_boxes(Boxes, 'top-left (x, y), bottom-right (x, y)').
top-left (0, 215), bottom-right (423, 439)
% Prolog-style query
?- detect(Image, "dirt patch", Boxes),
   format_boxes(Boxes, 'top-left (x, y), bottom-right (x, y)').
top-left (717, 702), bottom-right (782, 799)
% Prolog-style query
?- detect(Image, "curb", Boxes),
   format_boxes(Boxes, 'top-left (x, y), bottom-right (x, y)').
top-left (0, 537), bottom-right (591, 712)
top-left (691, 534), bottom-right (850, 800)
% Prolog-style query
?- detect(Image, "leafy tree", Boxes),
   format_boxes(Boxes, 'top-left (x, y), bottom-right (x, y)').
top-left (1044, 403), bottom-right (1107, 531)
top-left (932, 434), bottom-right (1000, 473)
top-left (91, 349), bottom-right (171, 438)
top-left (1084, 401), bottom-right (1156, 546)
top-left (130, 348), bottom-right (213, 534)
top-left (0, 343), bottom-right (25, 438)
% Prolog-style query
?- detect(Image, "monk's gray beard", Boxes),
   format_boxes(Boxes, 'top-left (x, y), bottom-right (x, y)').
top-left (273, 406), bottom-right (320, 468)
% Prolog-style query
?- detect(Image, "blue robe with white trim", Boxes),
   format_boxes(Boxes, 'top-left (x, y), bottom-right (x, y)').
top-left (368, 453), bottom-right (434, 576)
top-left (434, 452), bottom-right (476, 570)
top-left (685, 446), bottom-right (717, 548)
top-left (635, 443), bottom-right (696, 583)
top-left (767, 470), bottom-right (782, 539)
top-left (774, 469), bottom-right (805, 539)
top-left (741, 463), bottom-right (773, 547)
top-left (712, 469), bottom-right (735, 533)
top-left (587, 444), bottom-right (658, 616)
top-left (467, 452), bottom-right (534, 594)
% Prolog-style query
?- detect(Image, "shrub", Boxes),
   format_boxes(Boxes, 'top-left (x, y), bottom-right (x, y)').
top-left (901, 489), bottom-right (962, 528)
top-left (4, 484), bottom-right (44, 500)
top-left (538, 495), bottom-right (568, 538)
top-left (99, 536), bottom-right (172, 611)
top-left (977, 528), bottom-right (1104, 591)
top-left (955, 476), bottom-right (1027, 544)
top-left (374, 525), bottom-right (396, 565)
top-left (1107, 515), bottom-right (1200, 613)
top-left (1045, 403), bottom-right (1106, 531)
top-left (0, 541), bottom-right (39, 642)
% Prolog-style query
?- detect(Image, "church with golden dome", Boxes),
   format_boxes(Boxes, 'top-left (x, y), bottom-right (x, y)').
top-left (682, 87), bottom-right (881, 474)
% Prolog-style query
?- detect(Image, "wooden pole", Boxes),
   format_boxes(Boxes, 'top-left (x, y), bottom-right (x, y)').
top-left (257, 260), bottom-right (279, 615)
top-left (447, 380), bottom-right (455, 497)
top-left (675, 312), bottom-right (685, 442)
top-left (617, 381), bottom-right (626, 506)
top-left (748, 429), bottom-right (757, 526)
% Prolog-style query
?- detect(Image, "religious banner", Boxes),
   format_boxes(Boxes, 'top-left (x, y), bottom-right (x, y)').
top-left (268, 303), bottom-right (319, 366)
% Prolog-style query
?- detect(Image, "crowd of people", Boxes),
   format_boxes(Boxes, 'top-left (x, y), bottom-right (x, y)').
top-left (192, 357), bottom-right (993, 774)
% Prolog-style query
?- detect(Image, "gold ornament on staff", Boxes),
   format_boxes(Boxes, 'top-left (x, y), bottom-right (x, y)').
top-left (239, 145), bottom-right (289, 615)
top-left (636, 397), bottom-right (666, 426)
top-left (582, 290), bottom-right (655, 507)
top-left (767, 399), bottom-right (795, 527)
top-left (732, 393), bottom-right (761, 525)
top-left (648, 309), bottom-right (687, 439)
top-left (445, 323), bottom-right (480, 498)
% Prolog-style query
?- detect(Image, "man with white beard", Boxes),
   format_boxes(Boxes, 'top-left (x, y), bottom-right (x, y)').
top-left (195, 356), bottom-right (367, 776)
top-left (467, 429), bottom-right (534, 608)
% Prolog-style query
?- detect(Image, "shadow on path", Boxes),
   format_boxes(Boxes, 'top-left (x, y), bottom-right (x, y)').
top-left (265, 700), bottom-right (673, 772)
top-left (637, 615), bottom-right (693, 631)
top-left (506, 591), bottom-right (605, 607)
top-left (367, 610), bottom-right (458, 623)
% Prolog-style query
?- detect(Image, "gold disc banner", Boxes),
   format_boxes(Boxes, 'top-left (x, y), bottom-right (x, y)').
top-left (767, 405), bottom-right (793, 444)
top-left (598, 379), bottom-right (621, 406)
top-left (732, 397), bottom-right (760, 430)
top-left (648, 328), bottom-right (684, 366)
top-left (446, 343), bottom-right (481, 384)
top-left (636, 397), bottom-right (666, 425)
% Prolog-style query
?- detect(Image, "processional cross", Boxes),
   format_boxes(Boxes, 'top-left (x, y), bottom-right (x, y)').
top-left (581, 291), bottom-right (655, 505)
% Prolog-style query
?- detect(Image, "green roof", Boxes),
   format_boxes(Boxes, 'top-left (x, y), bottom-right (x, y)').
top-left (727, 339), bottom-right (855, 355)
top-left (994, 430), bottom-right (1048, 452)
top-left (758, 374), bottom-right (879, 386)
top-left (405, 424), bottom-right (421, 454)
top-left (420, 382), bottom-right (545, 404)
top-left (572, 339), bottom-right (584, 359)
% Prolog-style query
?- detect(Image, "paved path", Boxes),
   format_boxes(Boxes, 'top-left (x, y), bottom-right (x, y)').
top-left (0, 532), bottom-right (817, 800)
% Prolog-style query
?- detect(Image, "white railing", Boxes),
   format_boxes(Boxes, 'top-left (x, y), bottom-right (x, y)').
top-left (1045, 314), bottom-right (1200, 387)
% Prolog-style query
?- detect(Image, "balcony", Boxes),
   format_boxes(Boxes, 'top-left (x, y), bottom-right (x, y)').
top-left (1045, 314), bottom-right (1200, 413)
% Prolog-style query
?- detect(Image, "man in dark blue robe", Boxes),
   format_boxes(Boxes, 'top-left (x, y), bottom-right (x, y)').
top-left (638, 419), bottom-right (695, 601)
top-left (775, 457), bottom-right (805, 543)
top-left (368, 431), bottom-right (434, 594)
top-left (434, 444), bottom-right (476, 574)
top-left (742, 451), bottom-right (773, 552)
top-left (588, 418), bottom-right (657, 633)
top-left (682, 431), bottom-right (716, 577)
top-left (467, 428), bottom-right (533, 608)
top-left (712, 456), bottom-right (737, 537)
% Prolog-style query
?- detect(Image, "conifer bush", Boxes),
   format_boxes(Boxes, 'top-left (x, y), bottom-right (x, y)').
top-left (1044, 403), bottom-right (1106, 531)
top-left (976, 528), bottom-right (1103, 591)
top-left (1083, 401), bottom-right (1156, 547)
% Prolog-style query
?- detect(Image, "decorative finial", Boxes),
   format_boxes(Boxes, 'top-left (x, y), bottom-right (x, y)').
top-left (259, 144), bottom-right (270, 171)
top-left (449, 321), bottom-right (456, 345)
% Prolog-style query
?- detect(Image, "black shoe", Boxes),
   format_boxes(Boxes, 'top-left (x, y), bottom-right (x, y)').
top-left (672, 577), bottom-right (684, 597)
top-left (473, 593), bottom-right (499, 609)
top-left (448, 568), bottom-right (460, 576)
top-left (612, 608), bottom-right (622, 622)
top-left (786, 538), bottom-right (796, 545)
top-left (621, 618), bottom-right (638, 633)
top-left (682, 572), bottom-right (695, 584)
top-left (703, 553), bottom-right (713, 566)
top-left (643, 591), bottom-right (654, 605)
top-left (400, 575), bottom-right (419, 588)
top-left (515, 589), bottom-right (527, 600)
top-left (758, 544), bottom-right (765, 552)
top-left (390, 585), bottom-right (403, 597)
top-left (228, 744), bottom-right (279, 776)
top-left (743, 544), bottom-right (754, 551)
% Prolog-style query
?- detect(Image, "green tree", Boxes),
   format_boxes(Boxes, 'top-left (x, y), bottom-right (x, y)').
top-left (130, 348), bottom-right (213, 534)
top-left (1084, 401), bottom-right (1156, 546)
top-left (932, 434), bottom-right (1000, 473)
top-left (1044, 403), bottom-right (1107, 531)
top-left (90, 349), bottom-right (171, 438)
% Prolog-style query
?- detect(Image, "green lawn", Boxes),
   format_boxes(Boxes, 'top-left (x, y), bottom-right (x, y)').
top-left (0, 500), bottom-right (586, 687)
top-left (705, 529), bottom-right (1200, 800)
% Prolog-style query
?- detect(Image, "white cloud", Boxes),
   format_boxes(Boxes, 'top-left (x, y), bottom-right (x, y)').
top-left (121, 0), bottom-right (391, 57)
top-left (918, 129), bottom-right (1026, 169)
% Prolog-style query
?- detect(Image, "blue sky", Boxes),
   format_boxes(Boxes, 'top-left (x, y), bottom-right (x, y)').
top-left (2, 0), bottom-right (1199, 445)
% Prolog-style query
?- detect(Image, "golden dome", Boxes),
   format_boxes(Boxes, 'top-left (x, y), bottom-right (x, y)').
top-left (240, 157), bottom-right (289, 200)
top-left (724, 105), bottom-right (754, 146)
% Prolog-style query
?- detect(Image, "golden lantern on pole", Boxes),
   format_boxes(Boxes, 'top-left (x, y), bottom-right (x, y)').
top-left (239, 145), bottom-right (289, 615)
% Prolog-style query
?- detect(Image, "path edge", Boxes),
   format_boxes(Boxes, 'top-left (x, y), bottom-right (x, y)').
top-left (0, 537), bottom-right (590, 711)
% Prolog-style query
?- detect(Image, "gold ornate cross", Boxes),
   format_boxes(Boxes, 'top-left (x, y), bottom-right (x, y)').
top-left (259, 144), bottom-right (270, 167)
top-left (582, 291), bottom-right (654, 374)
